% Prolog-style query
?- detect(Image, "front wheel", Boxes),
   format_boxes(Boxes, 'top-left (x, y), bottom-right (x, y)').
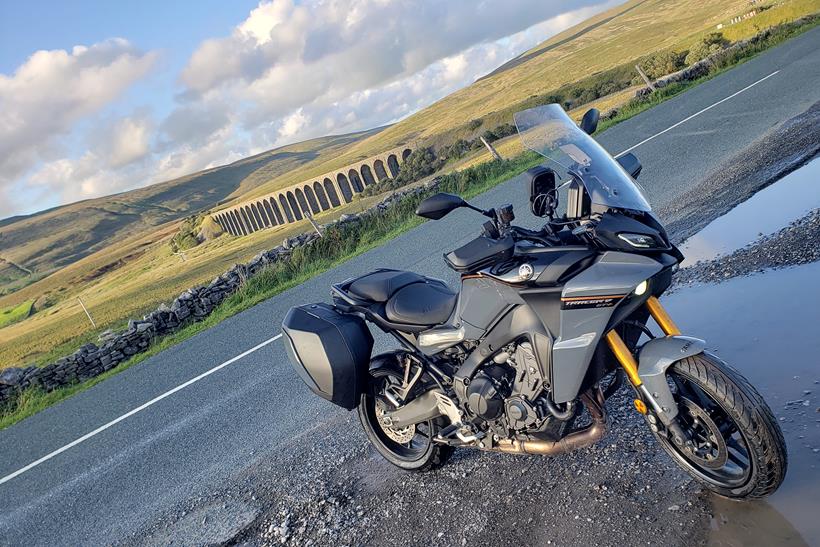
top-left (652, 353), bottom-right (787, 499)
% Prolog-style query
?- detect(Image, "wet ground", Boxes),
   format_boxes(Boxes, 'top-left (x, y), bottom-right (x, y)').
top-left (678, 158), bottom-right (820, 265)
top-left (665, 155), bottom-right (820, 546)
top-left (668, 265), bottom-right (820, 546)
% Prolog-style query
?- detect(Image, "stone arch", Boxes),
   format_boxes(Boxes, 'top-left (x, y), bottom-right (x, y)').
top-left (313, 181), bottom-right (330, 210)
top-left (252, 202), bottom-right (269, 228)
top-left (220, 214), bottom-right (235, 235)
top-left (262, 200), bottom-right (278, 227)
top-left (348, 169), bottom-right (363, 193)
top-left (387, 154), bottom-right (400, 178)
top-left (279, 194), bottom-right (295, 223)
top-left (295, 188), bottom-right (311, 217)
top-left (287, 191), bottom-right (303, 221)
top-left (360, 164), bottom-right (376, 186)
top-left (246, 205), bottom-right (261, 231)
top-left (402, 148), bottom-right (412, 161)
top-left (337, 173), bottom-right (353, 203)
top-left (324, 178), bottom-right (341, 207)
top-left (239, 208), bottom-right (255, 233)
top-left (304, 185), bottom-right (321, 214)
top-left (260, 201), bottom-right (274, 226)
top-left (230, 211), bottom-right (245, 235)
top-left (374, 159), bottom-right (388, 181)
top-left (268, 198), bottom-right (284, 225)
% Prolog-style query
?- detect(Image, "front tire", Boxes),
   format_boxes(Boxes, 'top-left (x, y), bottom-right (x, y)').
top-left (358, 365), bottom-right (452, 472)
top-left (652, 353), bottom-right (787, 499)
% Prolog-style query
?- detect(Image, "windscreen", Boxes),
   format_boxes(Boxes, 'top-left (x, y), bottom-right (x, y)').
top-left (514, 104), bottom-right (651, 212)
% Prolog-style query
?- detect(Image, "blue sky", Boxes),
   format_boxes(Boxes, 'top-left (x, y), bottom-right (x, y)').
top-left (0, 0), bottom-right (613, 220)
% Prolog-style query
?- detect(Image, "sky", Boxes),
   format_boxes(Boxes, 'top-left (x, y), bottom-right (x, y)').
top-left (0, 0), bottom-right (616, 220)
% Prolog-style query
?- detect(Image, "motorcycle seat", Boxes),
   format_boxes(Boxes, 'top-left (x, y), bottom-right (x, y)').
top-left (347, 269), bottom-right (457, 327)
top-left (385, 282), bottom-right (457, 326)
top-left (348, 269), bottom-right (425, 302)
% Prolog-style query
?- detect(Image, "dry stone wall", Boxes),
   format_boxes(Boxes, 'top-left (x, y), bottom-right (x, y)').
top-left (0, 178), bottom-right (442, 407)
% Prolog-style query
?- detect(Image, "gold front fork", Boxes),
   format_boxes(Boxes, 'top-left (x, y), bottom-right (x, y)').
top-left (605, 296), bottom-right (679, 388)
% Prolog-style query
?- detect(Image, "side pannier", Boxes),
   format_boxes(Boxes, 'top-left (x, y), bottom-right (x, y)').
top-left (282, 303), bottom-right (373, 409)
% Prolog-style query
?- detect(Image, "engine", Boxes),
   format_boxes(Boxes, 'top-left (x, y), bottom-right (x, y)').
top-left (465, 340), bottom-right (566, 437)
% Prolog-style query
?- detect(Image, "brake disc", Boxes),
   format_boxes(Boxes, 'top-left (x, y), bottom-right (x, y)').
top-left (375, 399), bottom-right (416, 444)
top-left (679, 397), bottom-right (728, 469)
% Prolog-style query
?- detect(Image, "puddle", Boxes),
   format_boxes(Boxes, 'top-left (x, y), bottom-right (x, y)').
top-left (679, 158), bottom-right (820, 265)
top-left (664, 262), bottom-right (820, 546)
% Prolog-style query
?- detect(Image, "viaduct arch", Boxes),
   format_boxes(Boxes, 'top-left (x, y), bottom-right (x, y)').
top-left (211, 145), bottom-right (414, 236)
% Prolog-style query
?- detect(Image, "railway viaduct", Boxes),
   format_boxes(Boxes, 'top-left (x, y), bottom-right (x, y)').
top-left (210, 145), bottom-right (413, 236)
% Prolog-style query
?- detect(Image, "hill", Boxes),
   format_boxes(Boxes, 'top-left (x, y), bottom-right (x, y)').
top-left (0, 127), bottom-right (382, 290)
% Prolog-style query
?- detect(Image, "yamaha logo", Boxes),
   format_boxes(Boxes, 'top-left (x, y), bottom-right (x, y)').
top-left (518, 263), bottom-right (534, 280)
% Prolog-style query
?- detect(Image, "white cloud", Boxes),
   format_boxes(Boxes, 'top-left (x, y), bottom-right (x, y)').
top-left (185, 0), bottom-right (611, 153)
top-left (104, 115), bottom-right (154, 168)
top-left (0, 39), bottom-right (157, 185)
top-left (2, 1), bottom-right (615, 218)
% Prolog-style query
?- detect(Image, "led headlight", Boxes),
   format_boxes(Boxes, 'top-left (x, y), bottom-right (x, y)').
top-left (618, 232), bottom-right (657, 248)
top-left (634, 280), bottom-right (648, 296)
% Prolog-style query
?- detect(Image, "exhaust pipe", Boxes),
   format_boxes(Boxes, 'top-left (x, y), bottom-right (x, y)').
top-left (491, 388), bottom-right (607, 456)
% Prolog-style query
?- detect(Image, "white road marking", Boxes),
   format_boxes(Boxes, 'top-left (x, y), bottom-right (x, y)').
top-left (614, 70), bottom-right (780, 158)
top-left (0, 334), bottom-right (282, 486)
top-left (0, 68), bottom-right (785, 488)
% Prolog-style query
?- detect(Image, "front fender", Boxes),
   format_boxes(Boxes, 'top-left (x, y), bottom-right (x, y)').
top-left (638, 336), bottom-right (706, 423)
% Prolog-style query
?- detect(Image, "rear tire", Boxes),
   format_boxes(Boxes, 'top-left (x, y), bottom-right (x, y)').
top-left (653, 353), bottom-right (787, 499)
top-left (358, 365), bottom-right (452, 472)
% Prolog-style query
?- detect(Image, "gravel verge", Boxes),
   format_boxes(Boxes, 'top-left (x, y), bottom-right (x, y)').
top-left (123, 388), bottom-right (709, 547)
top-left (672, 207), bottom-right (820, 289)
top-left (660, 101), bottom-right (820, 243)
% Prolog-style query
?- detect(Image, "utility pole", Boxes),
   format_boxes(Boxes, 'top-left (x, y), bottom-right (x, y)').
top-left (635, 64), bottom-right (656, 91)
top-left (77, 296), bottom-right (97, 328)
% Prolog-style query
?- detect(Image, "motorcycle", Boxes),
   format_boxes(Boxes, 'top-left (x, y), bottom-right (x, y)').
top-left (282, 104), bottom-right (786, 499)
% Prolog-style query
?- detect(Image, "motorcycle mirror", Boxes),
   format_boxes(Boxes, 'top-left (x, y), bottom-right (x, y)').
top-left (580, 108), bottom-right (600, 135)
top-left (415, 192), bottom-right (468, 220)
top-left (616, 152), bottom-right (643, 178)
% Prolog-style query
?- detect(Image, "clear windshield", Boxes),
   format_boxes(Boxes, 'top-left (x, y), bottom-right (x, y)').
top-left (514, 104), bottom-right (651, 212)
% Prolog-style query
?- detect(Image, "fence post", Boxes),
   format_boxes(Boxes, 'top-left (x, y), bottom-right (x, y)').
top-left (305, 211), bottom-right (323, 238)
top-left (480, 136), bottom-right (503, 161)
top-left (635, 64), bottom-right (656, 91)
top-left (77, 296), bottom-right (97, 328)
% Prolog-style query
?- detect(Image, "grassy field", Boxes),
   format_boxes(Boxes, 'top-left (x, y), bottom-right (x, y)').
top-left (0, 301), bottom-right (32, 329)
top-left (241, 0), bottom-right (820, 198)
top-left (0, 129), bottom-right (383, 297)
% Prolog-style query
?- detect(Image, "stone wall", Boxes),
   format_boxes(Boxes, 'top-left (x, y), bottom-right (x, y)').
top-left (0, 178), bottom-right (441, 407)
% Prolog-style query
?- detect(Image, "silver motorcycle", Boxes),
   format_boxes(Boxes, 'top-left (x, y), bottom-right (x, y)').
top-left (283, 104), bottom-right (786, 499)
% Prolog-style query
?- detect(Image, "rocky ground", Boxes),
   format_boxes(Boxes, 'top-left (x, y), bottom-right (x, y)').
top-left (672, 207), bottom-right (820, 288)
top-left (127, 388), bottom-right (709, 547)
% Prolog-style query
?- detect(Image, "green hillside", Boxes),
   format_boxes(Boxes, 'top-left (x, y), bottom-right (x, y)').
top-left (0, 128), bottom-right (382, 290)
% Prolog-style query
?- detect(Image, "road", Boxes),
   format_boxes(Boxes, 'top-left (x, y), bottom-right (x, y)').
top-left (1, 26), bottom-right (819, 546)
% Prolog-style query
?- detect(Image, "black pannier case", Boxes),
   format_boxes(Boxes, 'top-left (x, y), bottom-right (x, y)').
top-left (282, 303), bottom-right (373, 409)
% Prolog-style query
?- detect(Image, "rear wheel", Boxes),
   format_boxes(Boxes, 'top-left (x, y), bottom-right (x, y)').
top-left (358, 365), bottom-right (452, 471)
top-left (653, 353), bottom-right (787, 499)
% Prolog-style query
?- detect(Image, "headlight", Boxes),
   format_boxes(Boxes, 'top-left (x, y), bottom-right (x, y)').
top-left (634, 280), bottom-right (648, 296)
top-left (618, 232), bottom-right (657, 248)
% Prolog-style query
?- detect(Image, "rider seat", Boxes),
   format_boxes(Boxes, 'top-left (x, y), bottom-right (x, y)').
top-left (347, 269), bottom-right (457, 327)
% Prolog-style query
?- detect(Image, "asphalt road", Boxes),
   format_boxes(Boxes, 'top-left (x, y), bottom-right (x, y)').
top-left (1, 26), bottom-right (819, 546)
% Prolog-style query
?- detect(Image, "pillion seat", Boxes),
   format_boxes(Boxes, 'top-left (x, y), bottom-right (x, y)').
top-left (347, 269), bottom-right (457, 327)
